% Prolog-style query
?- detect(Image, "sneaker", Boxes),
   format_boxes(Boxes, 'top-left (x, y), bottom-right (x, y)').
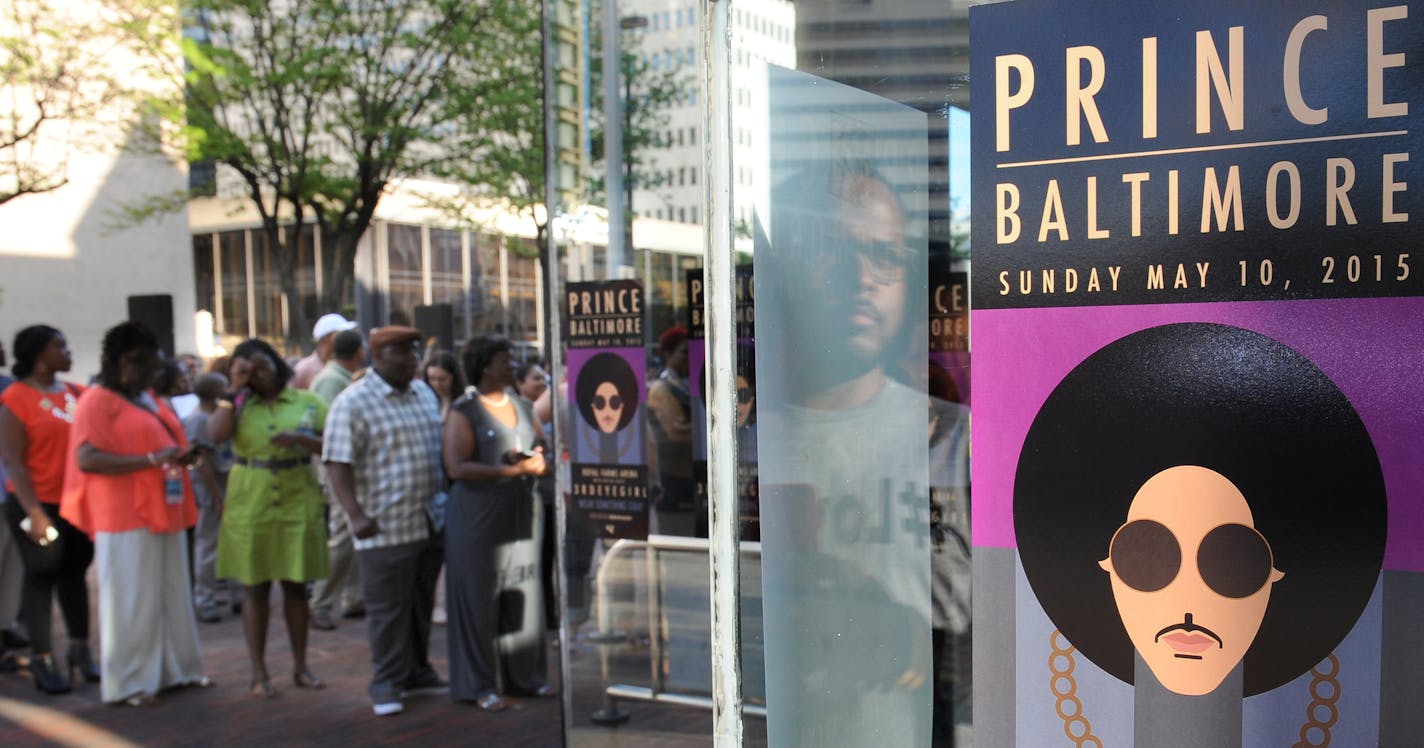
top-left (372, 699), bottom-right (405, 716)
top-left (401, 673), bottom-right (449, 698)
top-left (311, 611), bottom-right (338, 631)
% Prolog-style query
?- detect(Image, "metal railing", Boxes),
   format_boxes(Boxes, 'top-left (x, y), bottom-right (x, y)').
top-left (589, 534), bottom-right (766, 724)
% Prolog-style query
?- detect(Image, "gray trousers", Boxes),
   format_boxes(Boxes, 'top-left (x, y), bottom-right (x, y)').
top-left (310, 502), bottom-right (362, 615)
top-left (191, 473), bottom-right (227, 608)
top-left (358, 537), bottom-right (442, 702)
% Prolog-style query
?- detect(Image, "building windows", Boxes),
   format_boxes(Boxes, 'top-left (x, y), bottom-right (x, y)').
top-left (386, 223), bottom-right (423, 327)
top-left (196, 222), bottom-right (542, 352)
top-left (218, 231), bottom-right (248, 338)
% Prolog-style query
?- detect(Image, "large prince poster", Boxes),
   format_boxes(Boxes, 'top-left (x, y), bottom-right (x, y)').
top-left (969, 1), bottom-right (1421, 746)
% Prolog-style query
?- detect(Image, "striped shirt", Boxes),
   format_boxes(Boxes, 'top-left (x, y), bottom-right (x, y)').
top-left (322, 371), bottom-right (444, 551)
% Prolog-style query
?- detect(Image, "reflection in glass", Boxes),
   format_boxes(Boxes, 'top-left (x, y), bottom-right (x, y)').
top-left (753, 64), bottom-right (931, 747)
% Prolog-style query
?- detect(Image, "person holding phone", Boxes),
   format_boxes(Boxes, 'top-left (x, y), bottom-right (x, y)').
top-left (59, 322), bottom-right (210, 706)
top-left (206, 338), bottom-right (329, 699)
top-left (0, 325), bottom-right (93, 694)
top-left (442, 333), bottom-right (554, 712)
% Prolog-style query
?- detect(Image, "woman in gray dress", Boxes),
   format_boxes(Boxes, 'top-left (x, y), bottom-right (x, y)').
top-left (442, 334), bottom-right (554, 711)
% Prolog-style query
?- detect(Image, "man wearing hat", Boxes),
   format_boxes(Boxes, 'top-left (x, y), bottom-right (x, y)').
top-left (292, 313), bottom-right (358, 390)
top-left (323, 326), bottom-right (446, 716)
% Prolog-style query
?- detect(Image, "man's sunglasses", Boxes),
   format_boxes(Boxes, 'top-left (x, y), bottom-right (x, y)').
top-left (593, 395), bottom-right (623, 411)
top-left (1107, 519), bottom-right (1275, 599)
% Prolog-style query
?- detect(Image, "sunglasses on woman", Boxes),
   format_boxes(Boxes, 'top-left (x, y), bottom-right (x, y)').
top-left (593, 395), bottom-right (623, 411)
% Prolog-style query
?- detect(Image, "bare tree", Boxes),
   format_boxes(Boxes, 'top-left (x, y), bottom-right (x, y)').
top-left (0, 0), bottom-right (175, 205)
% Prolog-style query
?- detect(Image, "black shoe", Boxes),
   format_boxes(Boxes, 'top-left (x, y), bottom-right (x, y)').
top-left (1, 629), bottom-right (29, 650)
top-left (67, 643), bottom-right (100, 683)
top-left (31, 654), bottom-right (72, 694)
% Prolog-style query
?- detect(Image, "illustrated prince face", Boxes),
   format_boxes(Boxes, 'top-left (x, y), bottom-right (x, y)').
top-left (592, 381), bottom-right (623, 433)
top-left (1099, 465), bottom-right (1283, 696)
top-left (1014, 323), bottom-right (1386, 697)
top-left (575, 352), bottom-right (640, 435)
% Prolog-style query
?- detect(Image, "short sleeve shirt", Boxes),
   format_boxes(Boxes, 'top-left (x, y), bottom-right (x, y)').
top-left (1, 381), bottom-right (84, 503)
top-left (322, 372), bottom-right (443, 550)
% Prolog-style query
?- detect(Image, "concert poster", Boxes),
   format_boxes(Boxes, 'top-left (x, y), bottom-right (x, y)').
top-left (970, 1), bottom-right (1422, 745)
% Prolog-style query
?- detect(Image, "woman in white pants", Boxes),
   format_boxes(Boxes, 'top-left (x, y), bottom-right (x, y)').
top-left (59, 321), bottom-right (210, 705)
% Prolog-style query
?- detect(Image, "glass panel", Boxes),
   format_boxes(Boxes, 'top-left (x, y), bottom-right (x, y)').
top-left (217, 230), bottom-right (248, 340)
top-left (296, 224), bottom-right (319, 326)
top-left (429, 228), bottom-right (468, 343)
top-left (470, 232), bottom-right (503, 337)
top-left (506, 240), bottom-right (540, 344)
top-left (387, 223), bottom-right (424, 327)
top-left (727, 2), bottom-right (971, 746)
top-left (193, 234), bottom-right (215, 316)
top-left (250, 230), bottom-right (285, 345)
top-left (559, 0), bottom-right (716, 744)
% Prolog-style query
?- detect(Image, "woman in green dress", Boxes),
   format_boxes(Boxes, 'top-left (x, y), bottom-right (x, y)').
top-left (207, 339), bottom-right (329, 698)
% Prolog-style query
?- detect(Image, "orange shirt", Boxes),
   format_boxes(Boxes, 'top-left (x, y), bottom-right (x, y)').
top-left (59, 387), bottom-right (197, 537)
top-left (1, 381), bottom-right (83, 504)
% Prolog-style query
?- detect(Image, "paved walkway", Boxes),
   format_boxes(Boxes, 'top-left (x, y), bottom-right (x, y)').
top-left (0, 593), bottom-right (569, 747)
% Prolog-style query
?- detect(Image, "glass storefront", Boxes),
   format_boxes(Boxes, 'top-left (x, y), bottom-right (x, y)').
top-left (550, 1), bottom-right (972, 746)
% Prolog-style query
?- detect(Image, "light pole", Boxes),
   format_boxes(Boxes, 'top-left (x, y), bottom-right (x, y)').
top-left (603, 0), bottom-right (646, 278)
top-left (620, 14), bottom-right (647, 276)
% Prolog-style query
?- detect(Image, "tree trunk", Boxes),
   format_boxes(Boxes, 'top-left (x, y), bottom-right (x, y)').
top-left (279, 216), bottom-right (310, 352)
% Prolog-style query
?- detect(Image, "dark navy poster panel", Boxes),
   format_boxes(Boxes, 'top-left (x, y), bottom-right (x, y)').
top-left (970, 2), bottom-right (1422, 747)
top-left (564, 280), bottom-right (648, 539)
top-left (686, 266), bottom-right (757, 539)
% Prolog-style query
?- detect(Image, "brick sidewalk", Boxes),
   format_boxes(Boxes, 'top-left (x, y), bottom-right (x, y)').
top-left (0, 592), bottom-right (568, 747)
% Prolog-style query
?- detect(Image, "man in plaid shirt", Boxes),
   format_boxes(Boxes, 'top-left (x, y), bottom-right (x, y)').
top-left (324, 326), bottom-right (446, 716)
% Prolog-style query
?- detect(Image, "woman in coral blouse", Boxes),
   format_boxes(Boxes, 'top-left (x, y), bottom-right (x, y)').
top-left (59, 322), bottom-right (210, 706)
top-left (0, 325), bottom-right (93, 694)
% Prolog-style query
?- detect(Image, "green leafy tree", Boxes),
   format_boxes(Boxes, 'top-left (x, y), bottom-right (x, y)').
top-left (176, 0), bottom-right (521, 344)
top-left (421, 5), bottom-right (688, 358)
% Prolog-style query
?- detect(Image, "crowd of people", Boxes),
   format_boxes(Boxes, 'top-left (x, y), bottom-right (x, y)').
top-left (0, 314), bottom-right (562, 716)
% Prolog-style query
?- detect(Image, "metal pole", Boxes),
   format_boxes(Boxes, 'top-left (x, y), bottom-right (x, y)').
top-left (603, 0), bottom-right (624, 274)
top-left (624, 67), bottom-right (635, 267)
top-left (701, 1), bottom-right (744, 745)
top-left (540, 0), bottom-right (573, 738)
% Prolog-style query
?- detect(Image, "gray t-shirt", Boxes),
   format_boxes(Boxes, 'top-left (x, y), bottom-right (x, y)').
top-left (757, 377), bottom-right (932, 747)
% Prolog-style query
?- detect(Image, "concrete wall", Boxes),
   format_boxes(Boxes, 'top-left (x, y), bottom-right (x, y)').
top-left (0, 0), bottom-right (192, 381)
top-left (0, 138), bottom-right (193, 382)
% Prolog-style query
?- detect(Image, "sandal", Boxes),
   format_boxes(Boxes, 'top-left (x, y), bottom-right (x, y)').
top-left (475, 692), bottom-right (508, 712)
top-left (123, 692), bottom-right (158, 707)
top-left (293, 670), bottom-right (326, 690)
top-left (250, 678), bottom-right (277, 699)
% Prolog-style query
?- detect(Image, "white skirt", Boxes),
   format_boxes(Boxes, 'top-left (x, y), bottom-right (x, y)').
top-left (95, 528), bottom-right (206, 703)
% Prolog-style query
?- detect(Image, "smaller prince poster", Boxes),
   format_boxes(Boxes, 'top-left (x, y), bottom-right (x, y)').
top-left (564, 279), bottom-right (649, 538)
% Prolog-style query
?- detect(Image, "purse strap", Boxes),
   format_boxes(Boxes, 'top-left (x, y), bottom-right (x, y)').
top-left (130, 391), bottom-right (184, 447)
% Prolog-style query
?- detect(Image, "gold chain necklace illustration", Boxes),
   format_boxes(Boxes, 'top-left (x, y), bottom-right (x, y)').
top-left (1049, 630), bottom-right (1340, 747)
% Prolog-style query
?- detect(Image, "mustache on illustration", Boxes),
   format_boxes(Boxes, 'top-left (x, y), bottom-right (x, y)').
top-left (1153, 612), bottom-right (1223, 648)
